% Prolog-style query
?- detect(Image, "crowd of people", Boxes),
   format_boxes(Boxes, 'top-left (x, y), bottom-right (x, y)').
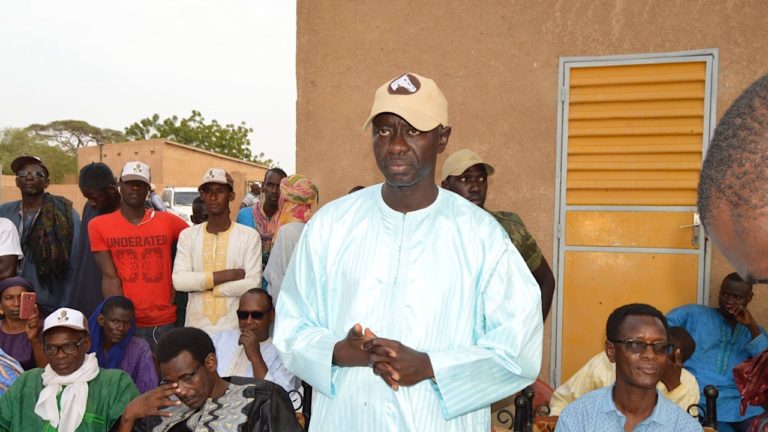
top-left (0, 154), bottom-right (313, 430)
top-left (0, 71), bottom-right (766, 431)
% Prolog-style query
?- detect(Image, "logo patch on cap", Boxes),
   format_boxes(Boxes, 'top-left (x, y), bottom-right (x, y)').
top-left (133, 163), bottom-right (143, 173)
top-left (388, 73), bottom-right (421, 95)
top-left (57, 309), bottom-right (69, 322)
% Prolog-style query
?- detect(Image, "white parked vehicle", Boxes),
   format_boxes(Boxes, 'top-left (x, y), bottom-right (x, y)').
top-left (160, 186), bottom-right (198, 225)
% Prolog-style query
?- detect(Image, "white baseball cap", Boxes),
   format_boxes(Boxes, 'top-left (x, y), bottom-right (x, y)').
top-left (43, 308), bottom-right (88, 334)
top-left (120, 161), bottom-right (151, 185)
top-left (199, 168), bottom-right (234, 190)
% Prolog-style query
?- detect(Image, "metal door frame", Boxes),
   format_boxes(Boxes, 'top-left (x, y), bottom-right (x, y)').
top-left (551, 49), bottom-right (719, 386)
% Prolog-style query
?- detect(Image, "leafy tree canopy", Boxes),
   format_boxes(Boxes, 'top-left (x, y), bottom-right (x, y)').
top-left (0, 128), bottom-right (77, 183)
top-left (124, 110), bottom-right (273, 166)
top-left (26, 120), bottom-right (126, 155)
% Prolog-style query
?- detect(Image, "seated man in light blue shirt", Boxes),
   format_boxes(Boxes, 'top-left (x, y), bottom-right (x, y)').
top-left (557, 303), bottom-right (701, 431)
top-left (667, 273), bottom-right (767, 431)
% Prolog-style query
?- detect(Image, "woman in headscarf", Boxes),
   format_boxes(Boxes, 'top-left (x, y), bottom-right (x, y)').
top-left (88, 296), bottom-right (158, 393)
top-left (263, 175), bottom-right (318, 302)
top-left (0, 276), bottom-right (46, 370)
top-left (735, 348), bottom-right (768, 432)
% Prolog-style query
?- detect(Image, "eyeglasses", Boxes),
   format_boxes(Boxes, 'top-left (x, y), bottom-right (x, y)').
top-left (160, 366), bottom-right (199, 386)
top-left (16, 170), bottom-right (46, 179)
top-left (236, 309), bottom-right (271, 320)
top-left (44, 337), bottom-right (87, 356)
top-left (609, 339), bottom-right (673, 355)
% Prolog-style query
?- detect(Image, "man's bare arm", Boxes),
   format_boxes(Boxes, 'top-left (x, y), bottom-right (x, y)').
top-left (94, 251), bottom-right (122, 298)
top-left (240, 330), bottom-right (269, 379)
top-left (26, 305), bottom-right (48, 368)
top-left (532, 256), bottom-right (556, 320)
top-left (212, 268), bottom-right (246, 286)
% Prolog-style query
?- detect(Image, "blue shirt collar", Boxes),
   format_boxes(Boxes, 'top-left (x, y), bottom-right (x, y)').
top-left (601, 385), bottom-right (670, 427)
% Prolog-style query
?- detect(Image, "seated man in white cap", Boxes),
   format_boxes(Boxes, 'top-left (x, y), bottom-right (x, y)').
top-left (0, 307), bottom-right (139, 431)
top-left (173, 168), bottom-right (262, 336)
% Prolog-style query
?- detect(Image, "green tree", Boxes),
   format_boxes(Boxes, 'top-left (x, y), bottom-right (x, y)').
top-left (124, 110), bottom-right (273, 165)
top-left (26, 120), bottom-right (126, 155)
top-left (0, 128), bottom-right (78, 183)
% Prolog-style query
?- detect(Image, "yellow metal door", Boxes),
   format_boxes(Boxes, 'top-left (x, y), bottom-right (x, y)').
top-left (554, 52), bottom-right (717, 383)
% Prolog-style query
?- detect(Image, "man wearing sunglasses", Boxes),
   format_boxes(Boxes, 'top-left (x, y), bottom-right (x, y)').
top-left (0, 307), bottom-right (138, 431)
top-left (667, 273), bottom-right (768, 431)
top-left (557, 303), bottom-right (702, 431)
top-left (0, 156), bottom-right (80, 317)
top-left (212, 289), bottom-right (299, 394)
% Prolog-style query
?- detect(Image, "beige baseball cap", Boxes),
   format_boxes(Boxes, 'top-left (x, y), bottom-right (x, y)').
top-left (120, 161), bottom-right (151, 185)
top-left (43, 308), bottom-right (88, 334)
top-left (362, 72), bottom-right (448, 132)
top-left (441, 149), bottom-right (496, 181)
top-left (199, 168), bottom-right (234, 190)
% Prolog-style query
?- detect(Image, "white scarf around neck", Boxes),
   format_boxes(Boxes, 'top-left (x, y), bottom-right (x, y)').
top-left (35, 352), bottom-right (100, 432)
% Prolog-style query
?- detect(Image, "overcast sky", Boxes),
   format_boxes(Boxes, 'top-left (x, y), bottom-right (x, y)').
top-left (0, 0), bottom-right (297, 171)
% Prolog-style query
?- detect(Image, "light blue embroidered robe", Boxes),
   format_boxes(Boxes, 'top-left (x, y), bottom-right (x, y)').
top-left (274, 184), bottom-right (543, 431)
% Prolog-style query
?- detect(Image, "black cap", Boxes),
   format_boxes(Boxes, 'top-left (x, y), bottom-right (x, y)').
top-left (11, 156), bottom-right (49, 178)
top-left (79, 162), bottom-right (116, 190)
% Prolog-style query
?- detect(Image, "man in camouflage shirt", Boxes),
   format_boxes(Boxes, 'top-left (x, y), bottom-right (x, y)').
top-left (442, 149), bottom-right (555, 318)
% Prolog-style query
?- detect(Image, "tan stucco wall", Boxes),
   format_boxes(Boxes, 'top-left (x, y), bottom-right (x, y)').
top-left (295, 0), bottom-right (768, 396)
top-left (1, 141), bottom-right (268, 218)
top-left (78, 139), bottom-right (268, 203)
top-left (1, 175), bottom-right (86, 214)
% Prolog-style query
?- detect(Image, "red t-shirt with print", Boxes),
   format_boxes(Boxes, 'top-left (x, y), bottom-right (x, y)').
top-left (89, 209), bottom-right (189, 327)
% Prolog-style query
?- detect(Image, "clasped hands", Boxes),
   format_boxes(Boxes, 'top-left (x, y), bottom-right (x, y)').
top-left (332, 323), bottom-right (434, 391)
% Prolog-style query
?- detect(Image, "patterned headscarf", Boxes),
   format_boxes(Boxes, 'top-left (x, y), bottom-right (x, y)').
top-left (735, 348), bottom-right (768, 415)
top-left (276, 175), bottom-right (318, 228)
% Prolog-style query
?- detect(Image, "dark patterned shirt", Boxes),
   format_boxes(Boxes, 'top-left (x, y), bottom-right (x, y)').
top-left (489, 210), bottom-right (542, 272)
top-left (135, 377), bottom-right (302, 432)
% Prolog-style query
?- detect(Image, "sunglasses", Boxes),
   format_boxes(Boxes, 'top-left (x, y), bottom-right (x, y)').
top-left (236, 309), bottom-right (271, 320)
top-left (610, 339), bottom-right (673, 355)
top-left (16, 170), bottom-right (46, 179)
